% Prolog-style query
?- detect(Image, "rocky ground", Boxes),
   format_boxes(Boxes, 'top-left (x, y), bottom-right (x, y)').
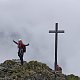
top-left (0, 59), bottom-right (79, 80)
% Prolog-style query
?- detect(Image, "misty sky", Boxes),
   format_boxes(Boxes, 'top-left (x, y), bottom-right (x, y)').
top-left (0, 0), bottom-right (80, 76)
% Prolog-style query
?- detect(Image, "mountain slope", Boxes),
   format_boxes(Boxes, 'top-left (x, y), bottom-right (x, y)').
top-left (0, 59), bottom-right (79, 80)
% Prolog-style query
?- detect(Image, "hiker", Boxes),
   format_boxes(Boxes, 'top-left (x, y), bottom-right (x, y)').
top-left (13, 39), bottom-right (29, 65)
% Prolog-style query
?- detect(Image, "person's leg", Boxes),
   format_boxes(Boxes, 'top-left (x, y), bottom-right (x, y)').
top-left (21, 53), bottom-right (23, 65)
top-left (18, 49), bottom-right (24, 65)
top-left (18, 49), bottom-right (20, 58)
top-left (18, 49), bottom-right (23, 65)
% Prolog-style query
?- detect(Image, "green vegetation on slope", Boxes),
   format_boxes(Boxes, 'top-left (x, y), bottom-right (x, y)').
top-left (66, 74), bottom-right (80, 80)
top-left (0, 59), bottom-right (79, 80)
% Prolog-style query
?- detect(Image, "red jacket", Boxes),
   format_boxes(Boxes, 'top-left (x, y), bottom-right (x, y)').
top-left (13, 40), bottom-right (25, 49)
top-left (18, 41), bottom-right (25, 49)
top-left (13, 40), bottom-right (29, 49)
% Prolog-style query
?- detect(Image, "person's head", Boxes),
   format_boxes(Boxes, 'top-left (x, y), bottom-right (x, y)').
top-left (18, 39), bottom-right (22, 43)
top-left (18, 39), bottom-right (22, 41)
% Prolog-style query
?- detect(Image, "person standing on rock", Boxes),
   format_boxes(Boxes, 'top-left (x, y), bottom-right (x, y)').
top-left (13, 39), bottom-right (29, 65)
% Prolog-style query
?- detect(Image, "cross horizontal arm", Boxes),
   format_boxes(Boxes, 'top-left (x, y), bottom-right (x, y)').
top-left (49, 30), bottom-right (64, 33)
top-left (57, 30), bottom-right (64, 33)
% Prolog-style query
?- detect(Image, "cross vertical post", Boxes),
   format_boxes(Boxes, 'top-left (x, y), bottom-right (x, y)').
top-left (55, 23), bottom-right (58, 71)
top-left (49, 23), bottom-right (64, 71)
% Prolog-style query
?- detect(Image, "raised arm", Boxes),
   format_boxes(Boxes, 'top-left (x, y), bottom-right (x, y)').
top-left (25, 43), bottom-right (29, 46)
top-left (13, 40), bottom-right (18, 45)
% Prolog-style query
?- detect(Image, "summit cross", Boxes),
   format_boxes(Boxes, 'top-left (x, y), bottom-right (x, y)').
top-left (49, 23), bottom-right (64, 71)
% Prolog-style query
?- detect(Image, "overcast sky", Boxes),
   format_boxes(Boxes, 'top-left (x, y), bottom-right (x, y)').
top-left (0, 0), bottom-right (80, 76)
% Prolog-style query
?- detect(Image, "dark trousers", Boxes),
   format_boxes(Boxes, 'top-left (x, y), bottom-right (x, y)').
top-left (18, 49), bottom-right (24, 65)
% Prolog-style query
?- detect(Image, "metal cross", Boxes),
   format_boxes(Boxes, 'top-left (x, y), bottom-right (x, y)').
top-left (49, 23), bottom-right (64, 71)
